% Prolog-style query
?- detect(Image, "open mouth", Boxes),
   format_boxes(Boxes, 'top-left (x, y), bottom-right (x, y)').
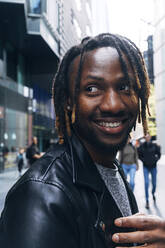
top-left (94, 118), bottom-right (129, 134)
top-left (98, 121), bottom-right (122, 128)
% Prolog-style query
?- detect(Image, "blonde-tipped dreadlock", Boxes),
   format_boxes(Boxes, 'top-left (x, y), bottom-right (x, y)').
top-left (71, 105), bottom-right (76, 124)
top-left (52, 33), bottom-right (150, 144)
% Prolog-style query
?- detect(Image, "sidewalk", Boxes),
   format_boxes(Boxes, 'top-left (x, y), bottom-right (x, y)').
top-left (0, 166), bottom-right (27, 213)
top-left (134, 155), bottom-right (165, 217)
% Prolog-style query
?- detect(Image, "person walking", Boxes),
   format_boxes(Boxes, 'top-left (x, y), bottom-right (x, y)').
top-left (1, 33), bottom-right (165, 248)
top-left (119, 138), bottom-right (139, 191)
top-left (138, 134), bottom-right (161, 209)
top-left (16, 148), bottom-right (24, 177)
top-left (26, 136), bottom-right (42, 166)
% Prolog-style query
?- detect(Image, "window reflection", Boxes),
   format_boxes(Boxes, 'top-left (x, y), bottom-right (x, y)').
top-left (29, 0), bottom-right (41, 14)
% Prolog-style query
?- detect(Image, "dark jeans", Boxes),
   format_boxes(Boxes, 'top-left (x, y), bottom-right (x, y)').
top-left (143, 166), bottom-right (157, 201)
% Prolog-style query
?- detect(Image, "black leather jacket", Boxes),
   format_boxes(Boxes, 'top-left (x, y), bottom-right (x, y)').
top-left (0, 134), bottom-right (138, 248)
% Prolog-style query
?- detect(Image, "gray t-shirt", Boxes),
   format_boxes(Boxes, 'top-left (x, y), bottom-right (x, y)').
top-left (96, 163), bottom-right (132, 217)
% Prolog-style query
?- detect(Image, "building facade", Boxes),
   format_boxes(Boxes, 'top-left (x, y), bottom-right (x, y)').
top-left (0, 0), bottom-right (92, 170)
top-left (143, 35), bottom-right (156, 138)
top-left (153, 0), bottom-right (165, 153)
top-left (91, 0), bottom-right (110, 35)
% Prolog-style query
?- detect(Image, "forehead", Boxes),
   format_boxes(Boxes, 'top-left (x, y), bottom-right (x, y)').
top-left (69, 47), bottom-right (119, 74)
top-left (68, 47), bottom-right (133, 84)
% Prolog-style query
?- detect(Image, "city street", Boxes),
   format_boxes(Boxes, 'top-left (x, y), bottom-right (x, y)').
top-left (0, 156), bottom-right (165, 217)
top-left (134, 155), bottom-right (165, 218)
top-left (0, 167), bottom-right (27, 213)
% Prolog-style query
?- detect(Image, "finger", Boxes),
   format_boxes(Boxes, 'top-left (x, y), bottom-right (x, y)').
top-left (112, 230), bottom-right (154, 244)
top-left (114, 215), bottom-right (163, 230)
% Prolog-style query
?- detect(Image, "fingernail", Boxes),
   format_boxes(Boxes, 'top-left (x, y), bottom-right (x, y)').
top-left (113, 234), bottom-right (119, 243)
top-left (115, 219), bottom-right (122, 226)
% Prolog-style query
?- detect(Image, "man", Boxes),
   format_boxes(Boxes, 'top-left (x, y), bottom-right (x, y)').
top-left (118, 137), bottom-right (139, 191)
top-left (138, 134), bottom-right (161, 209)
top-left (26, 136), bottom-right (42, 166)
top-left (16, 147), bottom-right (25, 177)
top-left (0, 33), bottom-right (165, 247)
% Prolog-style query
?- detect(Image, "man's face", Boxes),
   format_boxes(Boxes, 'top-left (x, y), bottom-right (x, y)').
top-left (68, 47), bottom-right (138, 153)
top-left (33, 137), bottom-right (38, 145)
top-left (145, 134), bottom-right (151, 142)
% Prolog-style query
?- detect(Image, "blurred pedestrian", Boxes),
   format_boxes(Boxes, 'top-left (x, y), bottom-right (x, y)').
top-left (138, 134), bottom-right (161, 209)
top-left (2, 145), bottom-right (9, 164)
top-left (11, 146), bottom-right (16, 152)
top-left (119, 137), bottom-right (139, 191)
top-left (26, 136), bottom-right (42, 166)
top-left (16, 148), bottom-right (24, 177)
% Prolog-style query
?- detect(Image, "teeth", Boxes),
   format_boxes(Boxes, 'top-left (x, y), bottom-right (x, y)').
top-left (99, 121), bottom-right (121, 128)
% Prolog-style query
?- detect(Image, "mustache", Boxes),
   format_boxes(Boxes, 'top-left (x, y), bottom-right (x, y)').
top-left (91, 110), bottom-right (129, 119)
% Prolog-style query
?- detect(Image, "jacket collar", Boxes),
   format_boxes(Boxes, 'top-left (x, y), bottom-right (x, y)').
top-left (67, 133), bottom-right (104, 193)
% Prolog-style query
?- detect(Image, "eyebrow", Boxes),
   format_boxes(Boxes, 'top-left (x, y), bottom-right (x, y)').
top-left (85, 75), bottom-right (105, 81)
top-left (85, 74), bottom-right (135, 84)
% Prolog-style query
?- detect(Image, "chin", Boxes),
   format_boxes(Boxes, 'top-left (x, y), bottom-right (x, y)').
top-left (100, 140), bottom-right (127, 153)
top-left (92, 132), bottom-right (130, 153)
top-left (75, 124), bottom-right (132, 154)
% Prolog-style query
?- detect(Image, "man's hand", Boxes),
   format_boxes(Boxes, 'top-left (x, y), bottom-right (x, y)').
top-left (112, 213), bottom-right (165, 247)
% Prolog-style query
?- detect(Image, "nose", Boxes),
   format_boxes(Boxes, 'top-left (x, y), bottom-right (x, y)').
top-left (99, 89), bottom-right (125, 114)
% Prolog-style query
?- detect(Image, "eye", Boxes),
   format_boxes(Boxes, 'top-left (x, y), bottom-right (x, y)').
top-left (119, 83), bottom-right (130, 92)
top-left (86, 86), bottom-right (99, 93)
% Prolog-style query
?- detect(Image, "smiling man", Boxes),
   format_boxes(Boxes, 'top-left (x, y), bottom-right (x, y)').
top-left (1, 33), bottom-right (165, 248)
top-left (69, 46), bottom-right (138, 164)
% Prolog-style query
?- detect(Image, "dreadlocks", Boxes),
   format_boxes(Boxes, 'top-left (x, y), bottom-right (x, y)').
top-left (52, 33), bottom-right (150, 144)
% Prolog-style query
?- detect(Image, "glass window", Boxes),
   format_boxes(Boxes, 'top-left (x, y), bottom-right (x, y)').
top-left (0, 40), bottom-right (3, 60)
top-left (6, 44), bottom-right (17, 81)
top-left (5, 109), bottom-right (27, 150)
top-left (29, 0), bottom-right (41, 14)
top-left (42, 0), bottom-right (47, 13)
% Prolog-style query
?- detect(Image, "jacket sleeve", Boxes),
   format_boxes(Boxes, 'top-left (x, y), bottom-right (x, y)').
top-left (155, 144), bottom-right (161, 161)
top-left (137, 145), bottom-right (144, 162)
top-left (0, 180), bottom-right (79, 248)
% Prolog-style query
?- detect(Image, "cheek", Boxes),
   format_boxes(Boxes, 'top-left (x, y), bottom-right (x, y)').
top-left (77, 102), bottom-right (90, 119)
top-left (77, 96), bottom-right (97, 114)
top-left (131, 95), bottom-right (139, 112)
top-left (129, 97), bottom-right (139, 121)
top-left (122, 94), bottom-right (139, 112)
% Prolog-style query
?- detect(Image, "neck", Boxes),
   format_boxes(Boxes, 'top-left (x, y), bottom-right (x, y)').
top-left (82, 141), bottom-right (117, 169)
top-left (73, 129), bottom-right (118, 168)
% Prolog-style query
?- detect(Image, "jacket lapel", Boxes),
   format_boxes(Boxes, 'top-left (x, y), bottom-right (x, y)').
top-left (70, 133), bottom-right (104, 193)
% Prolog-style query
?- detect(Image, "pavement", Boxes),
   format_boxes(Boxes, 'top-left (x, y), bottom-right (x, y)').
top-left (0, 156), bottom-right (165, 217)
top-left (134, 155), bottom-right (165, 218)
top-left (0, 166), bottom-right (28, 213)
